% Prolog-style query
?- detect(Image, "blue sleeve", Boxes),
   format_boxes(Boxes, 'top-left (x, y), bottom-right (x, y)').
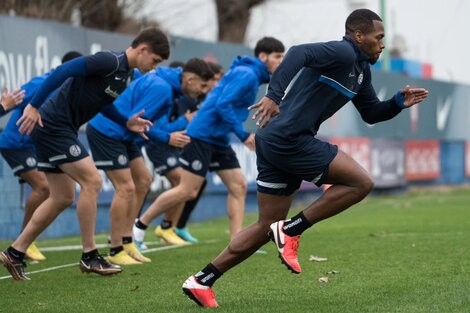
top-left (30, 57), bottom-right (86, 108)
top-left (100, 104), bottom-right (128, 127)
top-left (352, 67), bottom-right (402, 124)
top-left (147, 113), bottom-right (188, 143)
top-left (148, 114), bottom-right (171, 143)
top-left (148, 126), bottom-right (170, 143)
top-left (161, 115), bottom-right (188, 133)
top-left (214, 70), bottom-right (253, 142)
top-left (267, 42), bottom-right (352, 104)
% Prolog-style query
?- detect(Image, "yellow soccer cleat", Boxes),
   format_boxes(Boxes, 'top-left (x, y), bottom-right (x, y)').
top-left (25, 241), bottom-right (46, 261)
top-left (155, 226), bottom-right (191, 246)
top-left (123, 242), bottom-right (151, 263)
top-left (107, 250), bottom-right (142, 265)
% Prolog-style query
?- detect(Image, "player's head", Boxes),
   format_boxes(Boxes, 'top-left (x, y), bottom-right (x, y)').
top-left (345, 9), bottom-right (384, 65)
top-left (130, 28), bottom-right (170, 73)
top-left (169, 60), bottom-right (185, 68)
top-left (206, 62), bottom-right (224, 91)
top-left (61, 51), bottom-right (82, 64)
top-left (181, 58), bottom-right (213, 99)
top-left (254, 37), bottom-right (285, 74)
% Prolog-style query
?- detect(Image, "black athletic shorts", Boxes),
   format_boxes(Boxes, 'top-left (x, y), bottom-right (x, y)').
top-left (255, 134), bottom-right (338, 196)
top-left (145, 141), bottom-right (181, 175)
top-left (178, 138), bottom-right (240, 177)
top-left (0, 148), bottom-right (37, 176)
top-left (30, 121), bottom-right (89, 173)
top-left (86, 124), bottom-right (142, 170)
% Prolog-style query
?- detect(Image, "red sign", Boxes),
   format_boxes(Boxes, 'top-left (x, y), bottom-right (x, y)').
top-left (466, 142), bottom-right (470, 177)
top-left (405, 140), bottom-right (440, 180)
top-left (329, 137), bottom-right (371, 172)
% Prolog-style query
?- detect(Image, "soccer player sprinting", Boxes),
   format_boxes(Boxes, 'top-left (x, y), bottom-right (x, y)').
top-left (182, 9), bottom-right (429, 308)
top-left (0, 28), bottom-right (170, 281)
top-left (0, 51), bottom-right (82, 261)
top-left (133, 37), bottom-right (285, 254)
top-left (87, 58), bottom-right (213, 264)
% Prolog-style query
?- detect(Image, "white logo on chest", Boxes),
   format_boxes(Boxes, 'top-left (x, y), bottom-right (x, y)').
top-left (105, 85), bottom-right (119, 98)
top-left (357, 72), bottom-right (364, 85)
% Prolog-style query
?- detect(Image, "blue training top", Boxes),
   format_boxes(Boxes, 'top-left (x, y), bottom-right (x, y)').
top-left (257, 36), bottom-right (405, 142)
top-left (186, 56), bottom-right (270, 147)
top-left (89, 66), bottom-right (183, 142)
top-left (0, 72), bottom-right (51, 149)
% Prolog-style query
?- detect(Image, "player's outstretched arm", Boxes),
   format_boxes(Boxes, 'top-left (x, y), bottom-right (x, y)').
top-left (398, 85), bottom-right (429, 108)
top-left (1, 88), bottom-right (25, 114)
top-left (248, 96), bottom-right (280, 128)
top-left (127, 109), bottom-right (153, 140)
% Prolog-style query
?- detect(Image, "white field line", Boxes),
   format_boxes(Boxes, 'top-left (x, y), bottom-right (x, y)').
top-left (0, 239), bottom-right (221, 280)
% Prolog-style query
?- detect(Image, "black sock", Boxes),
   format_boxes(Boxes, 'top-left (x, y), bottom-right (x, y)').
top-left (110, 246), bottom-right (124, 256)
top-left (81, 249), bottom-right (99, 261)
top-left (282, 212), bottom-right (312, 236)
top-left (7, 246), bottom-right (25, 261)
top-left (177, 179), bottom-right (207, 229)
top-left (122, 236), bottom-right (133, 244)
top-left (160, 219), bottom-right (172, 230)
top-left (135, 219), bottom-right (148, 230)
top-left (194, 263), bottom-right (223, 287)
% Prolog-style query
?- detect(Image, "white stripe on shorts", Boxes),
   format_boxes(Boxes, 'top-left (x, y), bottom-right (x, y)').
top-left (49, 154), bottom-right (67, 162)
top-left (94, 161), bottom-right (114, 166)
top-left (178, 157), bottom-right (189, 166)
top-left (256, 180), bottom-right (287, 189)
top-left (154, 165), bottom-right (167, 173)
top-left (12, 165), bottom-right (25, 173)
top-left (38, 162), bottom-right (54, 168)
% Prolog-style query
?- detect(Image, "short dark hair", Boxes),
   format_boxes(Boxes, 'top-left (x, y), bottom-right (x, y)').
top-left (183, 58), bottom-right (214, 81)
top-left (131, 28), bottom-right (170, 60)
top-left (254, 37), bottom-right (285, 57)
top-left (62, 51), bottom-right (82, 63)
top-left (207, 62), bottom-right (223, 75)
top-left (169, 60), bottom-right (185, 68)
top-left (345, 9), bottom-right (382, 35)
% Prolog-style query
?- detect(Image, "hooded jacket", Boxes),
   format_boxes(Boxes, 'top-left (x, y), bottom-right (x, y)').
top-left (88, 67), bottom-right (183, 142)
top-left (186, 56), bottom-right (270, 147)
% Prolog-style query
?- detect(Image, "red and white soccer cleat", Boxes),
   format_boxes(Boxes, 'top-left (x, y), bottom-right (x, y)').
top-left (270, 220), bottom-right (301, 274)
top-left (182, 275), bottom-right (219, 308)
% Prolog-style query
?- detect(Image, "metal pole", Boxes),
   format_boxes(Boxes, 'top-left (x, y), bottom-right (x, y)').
top-left (380, 0), bottom-right (390, 71)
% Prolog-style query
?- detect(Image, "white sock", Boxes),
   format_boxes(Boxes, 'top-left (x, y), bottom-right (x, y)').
top-left (133, 224), bottom-right (146, 242)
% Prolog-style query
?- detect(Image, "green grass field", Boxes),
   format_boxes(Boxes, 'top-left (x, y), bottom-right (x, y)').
top-left (1, 188), bottom-right (469, 313)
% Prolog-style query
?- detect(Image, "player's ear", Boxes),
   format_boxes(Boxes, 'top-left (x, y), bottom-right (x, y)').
top-left (354, 30), bottom-right (364, 44)
top-left (137, 43), bottom-right (149, 54)
top-left (258, 52), bottom-right (268, 63)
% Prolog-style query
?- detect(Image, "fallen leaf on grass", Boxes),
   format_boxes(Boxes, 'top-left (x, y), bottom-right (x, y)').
top-left (326, 270), bottom-right (340, 275)
top-left (318, 277), bottom-right (329, 283)
top-left (309, 255), bottom-right (328, 262)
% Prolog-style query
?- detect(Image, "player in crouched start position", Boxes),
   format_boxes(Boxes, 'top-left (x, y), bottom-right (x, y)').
top-left (0, 28), bottom-right (169, 280)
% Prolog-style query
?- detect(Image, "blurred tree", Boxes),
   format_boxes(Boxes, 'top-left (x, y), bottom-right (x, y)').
top-left (0, 0), bottom-right (154, 34)
top-left (216, 0), bottom-right (265, 43)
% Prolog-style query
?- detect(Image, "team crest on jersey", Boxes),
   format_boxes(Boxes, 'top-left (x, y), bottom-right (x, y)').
top-left (69, 145), bottom-right (82, 157)
top-left (26, 157), bottom-right (37, 167)
top-left (192, 160), bottom-right (202, 171)
top-left (118, 154), bottom-right (128, 165)
top-left (167, 157), bottom-right (177, 167)
top-left (358, 72), bottom-right (364, 85)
